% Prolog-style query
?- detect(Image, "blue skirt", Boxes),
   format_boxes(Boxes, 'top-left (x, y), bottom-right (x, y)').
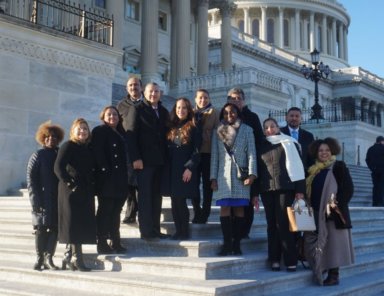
top-left (216, 198), bottom-right (249, 207)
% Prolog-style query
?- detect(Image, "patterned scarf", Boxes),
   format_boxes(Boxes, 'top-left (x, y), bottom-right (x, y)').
top-left (306, 155), bottom-right (336, 202)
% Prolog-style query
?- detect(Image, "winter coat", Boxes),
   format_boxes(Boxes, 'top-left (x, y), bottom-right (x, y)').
top-left (54, 141), bottom-right (96, 244)
top-left (167, 123), bottom-right (201, 199)
top-left (194, 105), bottom-right (219, 154)
top-left (26, 147), bottom-right (59, 228)
top-left (210, 121), bottom-right (257, 201)
top-left (91, 124), bottom-right (128, 199)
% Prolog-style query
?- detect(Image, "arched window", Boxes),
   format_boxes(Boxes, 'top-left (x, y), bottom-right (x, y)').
top-left (284, 19), bottom-right (289, 47)
top-left (267, 18), bottom-right (274, 43)
top-left (238, 20), bottom-right (244, 33)
top-left (252, 19), bottom-right (260, 37)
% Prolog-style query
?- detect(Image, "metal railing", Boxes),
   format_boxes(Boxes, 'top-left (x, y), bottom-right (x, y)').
top-left (269, 102), bottom-right (382, 127)
top-left (1, 0), bottom-right (113, 46)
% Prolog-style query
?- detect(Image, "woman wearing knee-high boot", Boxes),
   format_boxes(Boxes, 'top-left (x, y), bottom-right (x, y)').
top-left (167, 98), bottom-right (201, 240)
top-left (54, 118), bottom-right (97, 272)
top-left (210, 103), bottom-right (257, 256)
top-left (27, 121), bottom-right (65, 270)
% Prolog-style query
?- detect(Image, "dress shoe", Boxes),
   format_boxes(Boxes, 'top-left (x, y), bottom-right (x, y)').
top-left (156, 232), bottom-right (170, 239)
top-left (122, 217), bottom-right (136, 224)
top-left (271, 262), bottom-right (281, 271)
top-left (286, 266), bottom-right (297, 272)
top-left (140, 234), bottom-right (158, 241)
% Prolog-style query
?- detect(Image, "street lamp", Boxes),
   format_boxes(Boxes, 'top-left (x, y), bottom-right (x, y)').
top-left (300, 49), bottom-right (331, 123)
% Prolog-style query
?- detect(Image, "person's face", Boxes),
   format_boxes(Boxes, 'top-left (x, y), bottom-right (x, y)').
top-left (144, 84), bottom-right (161, 106)
top-left (227, 92), bottom-right (245, 110)
top-left (176, 100), bottom-right (189, 121)
top-left (126, 78), bottom-right (142, 100)
top-left (263, 120), bottom-right (280, 137)
top-left (195, 91), bottom-right (210, 109)
top-left (74, 123), bottom-right (89, 143)
top-left (317, 143), bottom-right (332, 163)
top-left (286, 110), bottom-right (302, 129)
top-left (223, 105), bottom-right (238, 124)
top-left (44, 133), bottom-right (58, 149)
top-left (103, 108), bottom-right (119, 128)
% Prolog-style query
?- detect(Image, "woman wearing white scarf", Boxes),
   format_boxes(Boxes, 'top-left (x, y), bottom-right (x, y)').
top-left (257, 118), bottom-right (305, 272)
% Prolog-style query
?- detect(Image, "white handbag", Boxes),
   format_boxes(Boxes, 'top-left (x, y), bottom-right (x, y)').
top-left (287, 199), bottom-right (316, 232)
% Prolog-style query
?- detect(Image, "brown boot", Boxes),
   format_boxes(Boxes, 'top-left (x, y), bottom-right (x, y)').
top-left (323, 268), bottom-right (339, 286)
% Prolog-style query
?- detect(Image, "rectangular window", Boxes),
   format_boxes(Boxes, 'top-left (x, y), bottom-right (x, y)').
top-left (126, 0), bottom-right (140, 21)
top-left (159, 11), bottom-right (167, 31)
top-left (95, 0), bottom-right (106, 9)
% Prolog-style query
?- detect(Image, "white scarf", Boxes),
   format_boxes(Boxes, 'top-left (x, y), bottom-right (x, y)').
top-left (266, 134), bottom-right (305, 182)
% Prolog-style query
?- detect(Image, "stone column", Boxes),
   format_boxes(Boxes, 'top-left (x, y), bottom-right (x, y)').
top-left (303, 17), bottom-right (308, 51)
top-left (338, 23), bottom-right (344, 59)
top-left (295, 9), bottom-right (300, 50)
top-left (309, 11), bottom-right (315, 51)
top-left (243, 7), bottom-right (250, 34)
top-left (197, 0), bottom-right (209, 75)
top-left (219, 1), bottom-right (236, 72)
top-left (278, 7), bottom-right (284, 48)
top-left (321, 15), bottom-right (327, 54)
top-left (344, 27), bottom-right (348, 61)
top-left (170, 0), bottom-right (177, 87)
top-left (261, 6), bottom-right (267, 41)
top-left (140, 0), bottom-right (159, 84)
top-left (175, 0), bottom-right (191, 80)
top-left (106, 1), bottom-right (124, 49)
top-left (332, 19), bottom-right (337, 57)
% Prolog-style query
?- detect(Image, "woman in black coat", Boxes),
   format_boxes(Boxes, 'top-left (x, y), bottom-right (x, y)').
top-left (54, 118), bottom-right (96, 272)
top-left (27, 121), bottom-right (64, 270)
top-left (91, 106), bottom-right (128, 254)
top-left (167, 98), bottom-right (201, 240)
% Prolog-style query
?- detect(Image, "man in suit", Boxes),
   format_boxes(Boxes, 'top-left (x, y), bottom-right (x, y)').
top-left (365, 136), bottom-right (384, 206)
top-left (127, 82), bottom-right (170, 240)
top-left (280, 107), bottom-right (315, 172)
top-left (117, 77), bottom-right (143, 224)
top-left (227, 88), bottom-right (264, 239)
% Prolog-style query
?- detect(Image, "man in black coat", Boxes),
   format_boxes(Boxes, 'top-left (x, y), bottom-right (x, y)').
top-left (365, 136), bottom-right (384, 206)
top-left (127, 82), bottom-right (170, 239)
top-left (280, 107), bottom-right (315, 172)
top-left (227, 88), bottom-right (264, 239)
top-left (116, 77), bottom-right (143, 224)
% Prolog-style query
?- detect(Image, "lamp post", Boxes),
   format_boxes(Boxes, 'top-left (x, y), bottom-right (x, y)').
top-left (300, 49), bottom-right (331, 123)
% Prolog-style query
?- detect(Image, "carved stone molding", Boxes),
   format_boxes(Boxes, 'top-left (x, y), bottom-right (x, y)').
top-left (0, 35), bottom-right (114, 78)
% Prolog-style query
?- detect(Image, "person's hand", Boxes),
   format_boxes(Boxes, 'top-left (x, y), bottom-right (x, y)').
top-left (243, 174), bottom-right (256, 186)
top-left (182, 168), bottom-right (192, 182)
top-left (211, 179), bottom-right (218, 191)
top-left (251, 196), bottom-right (260, 212)
top-left (133, 159), bottom-right (143, 170)
top-left (295, 193), bottom-right (304, 200)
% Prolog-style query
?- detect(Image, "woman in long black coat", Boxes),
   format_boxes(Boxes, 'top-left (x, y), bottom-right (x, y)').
top-left (27, 121), bottom-right (64, 270)
top-left (167, 98), bottom-right (201, 240)
top-left (91, 106), bottom-right (128, 254)
top-left (54, 118), bottom-right (96, 272)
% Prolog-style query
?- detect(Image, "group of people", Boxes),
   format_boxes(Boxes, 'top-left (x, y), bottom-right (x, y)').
top-left (26, 77), bottom-right (356, 286)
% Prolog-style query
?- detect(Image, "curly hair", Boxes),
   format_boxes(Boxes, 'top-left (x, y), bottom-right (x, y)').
top-left (219, 103), bottom-right (242, 121)
top-left (167, 98), bottom-right (195, 145)
top-left (35, 120), bottom-right (65, 146)
top-left (69, 118), bottom-right (91, 144)
top-left (308, 137), bottom-right (341, 159)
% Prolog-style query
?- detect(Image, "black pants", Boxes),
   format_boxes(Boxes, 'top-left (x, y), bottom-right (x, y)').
top-left (96, 197), bottom-right (126, 239)
top-left (137, 165), bottom-right (163, 237)
top-left (371, 172), bottom-right (384, 206)
top-left (124, 185), bottom-right (138, 219)
top-left (261, 190), bottom-right (297, 266)
top-left (171, 195), bottom-right (190, 237)
top-left (191, 153), bottom-right (213, 220)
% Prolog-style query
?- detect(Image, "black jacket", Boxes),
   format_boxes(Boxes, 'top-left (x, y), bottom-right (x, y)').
top-left (365, 143), bottom-right (384, 173)
top-left (241, 106), bottom-right (264, 147)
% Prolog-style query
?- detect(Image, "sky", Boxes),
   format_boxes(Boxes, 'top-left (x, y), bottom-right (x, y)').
top-left (338, 0), bottom-right (384, 78)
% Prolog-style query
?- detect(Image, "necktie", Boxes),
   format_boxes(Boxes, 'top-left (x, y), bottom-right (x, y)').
top-left (291, 130), bottom-right (298, 141)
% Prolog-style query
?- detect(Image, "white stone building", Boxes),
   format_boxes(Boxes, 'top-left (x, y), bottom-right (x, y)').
top-left (0, 0), bottom-right (383, 194)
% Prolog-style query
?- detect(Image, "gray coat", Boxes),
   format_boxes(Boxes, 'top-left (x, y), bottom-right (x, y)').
top-left (210, 122), bottom-right (257, 202)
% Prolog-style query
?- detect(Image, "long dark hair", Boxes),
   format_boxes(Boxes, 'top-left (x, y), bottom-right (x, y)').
top-left (167, 97), bottom-right (195, 145)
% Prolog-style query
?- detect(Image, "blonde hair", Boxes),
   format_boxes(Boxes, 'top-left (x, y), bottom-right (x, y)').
top-left (69, 118), bottom-right (91, 144)
top-left (35, 120), bottom-right (65, 146)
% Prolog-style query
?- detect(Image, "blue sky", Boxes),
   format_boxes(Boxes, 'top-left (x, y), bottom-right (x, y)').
top-left (339, 0), bottom-right (384, 78)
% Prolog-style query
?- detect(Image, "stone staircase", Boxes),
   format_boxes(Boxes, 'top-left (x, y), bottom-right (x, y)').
top-left (0, 165), bottom-right (383, 295)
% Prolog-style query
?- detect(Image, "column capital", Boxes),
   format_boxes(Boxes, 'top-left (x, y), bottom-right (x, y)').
top-left (198, 0), bottom-right (209, 6)
top-left (213, 1), bottom-right (237, 18)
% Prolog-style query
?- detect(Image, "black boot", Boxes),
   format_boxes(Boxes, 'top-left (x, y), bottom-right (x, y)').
top-left (217, 216), bottom-right (232, 256)
top-left (33, 229), bottom-right (47, 271)
top-left (43, 230), bottom-right (59, 270)
top-left (97, 236), bottom-right (114, 254)
top-left (62, 244), bottom-right (75, 271)
top-left (71, 244), bottom-right (91, 272)
top-left (232, 216), bottom-right (244, 255)
top-left (323, 268), bottom-right (339, 286)
top-left (109, 236), bottom-right (127, 254)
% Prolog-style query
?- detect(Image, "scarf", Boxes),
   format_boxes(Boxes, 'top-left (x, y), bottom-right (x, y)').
top-left (217, 119), bottom-right (241, 149)
top-left (195, 103), bottom-right (213, 122)
top-left (306, 155), bottom-right (336, 201)
top-left (266, 134), bottom-right (305, 182)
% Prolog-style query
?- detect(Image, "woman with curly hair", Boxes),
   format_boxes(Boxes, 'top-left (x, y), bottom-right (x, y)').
top-left (27, 121), bottom-right (65, 270)
top-left (167, 98), bottom-right (201, 240)
top-left (54, 118), bottom-right (97, 271)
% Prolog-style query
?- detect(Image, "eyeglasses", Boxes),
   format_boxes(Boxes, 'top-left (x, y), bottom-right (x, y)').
top-left (228, 96), bottom-right (243, 101)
